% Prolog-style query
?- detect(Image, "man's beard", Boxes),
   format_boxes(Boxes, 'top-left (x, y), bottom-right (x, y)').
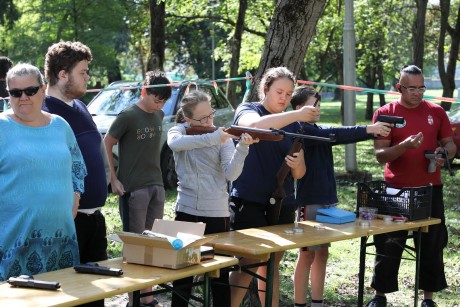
top-left (64, 76), bottom-right (86, 99)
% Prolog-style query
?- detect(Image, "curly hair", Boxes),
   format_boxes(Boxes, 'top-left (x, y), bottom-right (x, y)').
top-left (44, 41), bottom-right (92, 86)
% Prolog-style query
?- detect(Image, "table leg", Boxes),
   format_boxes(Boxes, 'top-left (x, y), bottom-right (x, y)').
top-left (132, 290), bottom-right (141, 307)
top-left (203, 272), bottom-right (211, 307)
top-left (358, 236), bottom-right (368, 307)
top-left (414, 230), bottom-right (422, 307)
top-left (265, 253), bottom-right (275, 307)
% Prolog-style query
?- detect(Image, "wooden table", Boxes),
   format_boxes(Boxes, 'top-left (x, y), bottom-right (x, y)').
top-left (0, 255), bottom-right (238, 307)
top-left (209, 218), bottom-right (440, 307)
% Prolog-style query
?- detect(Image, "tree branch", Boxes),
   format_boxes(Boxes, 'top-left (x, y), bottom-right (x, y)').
top-left (166, 13), bottom-right (266, 38)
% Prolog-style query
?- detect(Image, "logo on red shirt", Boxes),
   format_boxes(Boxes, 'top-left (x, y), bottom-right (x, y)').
top-left (428, 115), bottom-right (433, 125)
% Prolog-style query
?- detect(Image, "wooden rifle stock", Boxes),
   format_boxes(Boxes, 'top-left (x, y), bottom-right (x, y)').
top-left (266, 138), bottom-right (303, 226)
top-left (185, 126), bottom-right (218, 135)
top-left (185, 125), bottom-right (284, 141)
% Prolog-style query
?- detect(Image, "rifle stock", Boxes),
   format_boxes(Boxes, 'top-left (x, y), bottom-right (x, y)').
top-left (266, 138), bottom-right (303, 226)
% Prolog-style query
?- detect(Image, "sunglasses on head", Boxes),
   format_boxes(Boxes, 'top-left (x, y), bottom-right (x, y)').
top-left (8, 86), bottom-right (41, 98)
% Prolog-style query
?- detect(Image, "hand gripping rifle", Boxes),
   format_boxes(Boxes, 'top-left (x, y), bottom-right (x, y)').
top-left (266, 128), bottom-right (336, 225)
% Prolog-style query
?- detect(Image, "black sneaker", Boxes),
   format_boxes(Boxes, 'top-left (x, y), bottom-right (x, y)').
top-left (365, 295), bottom-right (387, 307)
top-left (421, 299), bottom-right (439, 307)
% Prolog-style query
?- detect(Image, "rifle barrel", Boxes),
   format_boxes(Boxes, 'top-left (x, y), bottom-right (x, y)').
top-left (270, 128), bottom-right (335, 142)
top-left (229, 125), bottom-right (335, 142)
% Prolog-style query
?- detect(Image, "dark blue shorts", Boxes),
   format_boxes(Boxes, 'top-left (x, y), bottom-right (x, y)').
top-left (229, 197), bottom-right (296, 230)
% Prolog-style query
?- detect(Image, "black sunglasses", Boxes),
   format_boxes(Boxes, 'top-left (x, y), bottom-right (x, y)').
top-left (8, 86), bottom-right (41, 98)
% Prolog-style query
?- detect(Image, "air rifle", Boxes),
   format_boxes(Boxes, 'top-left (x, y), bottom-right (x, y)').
top-left (186, 124), bottom-right (335, 225)
top-left (266, 129), bottom-right (336, 225)
top-left (266, 137), bottom-right (304, 225)
top-left (186, 125), bottom-right (335, 143)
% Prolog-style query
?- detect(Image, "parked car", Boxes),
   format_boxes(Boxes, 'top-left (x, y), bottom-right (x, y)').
top-left (448, 107), bottom-right (460, 160)
top-left (87, 80), bottom-right (235, 189)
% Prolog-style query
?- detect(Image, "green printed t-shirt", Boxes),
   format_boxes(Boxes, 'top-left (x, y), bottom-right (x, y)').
top-left (108, 104), bottom-right (164, 191)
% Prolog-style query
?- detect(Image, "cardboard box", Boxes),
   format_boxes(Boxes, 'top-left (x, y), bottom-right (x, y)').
top-left (116, 219), bottom-right (215, 269)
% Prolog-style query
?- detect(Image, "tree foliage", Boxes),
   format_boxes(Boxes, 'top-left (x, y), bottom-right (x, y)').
top-left (2, 0), bottom-right (127, 84)
top-left (247, 0), bottom-right (327, 102)
top-left (0, 0), bottom-right (457, 104)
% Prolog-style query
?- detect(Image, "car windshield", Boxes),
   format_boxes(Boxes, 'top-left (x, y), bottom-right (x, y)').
top-left (449, 108), bottom-right (460, 123)
top-left (87, 82), bottom-right (178, 116)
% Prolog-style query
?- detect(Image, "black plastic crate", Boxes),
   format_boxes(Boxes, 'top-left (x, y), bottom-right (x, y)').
top-left (356, 181), bottom-right (432, 221)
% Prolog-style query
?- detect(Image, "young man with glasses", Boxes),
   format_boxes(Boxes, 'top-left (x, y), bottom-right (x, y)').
top-left (366, 65), bottom-right (456, 307)
top-left (104, 70), bottom-right (171, 307)
top-left (43, 41), bottom-right (109, 307)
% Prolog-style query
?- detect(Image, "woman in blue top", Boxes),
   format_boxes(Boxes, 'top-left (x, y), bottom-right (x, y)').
top-left (229, 67), bottom-right (319, 307)
top-left (0, 63), bottom-right (87, 281)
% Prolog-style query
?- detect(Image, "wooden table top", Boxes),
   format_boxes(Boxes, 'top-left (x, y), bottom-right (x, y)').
top-left (209, 218), bottom-right (440, 259)
top-left (0, 255), bottom-right (238, 307)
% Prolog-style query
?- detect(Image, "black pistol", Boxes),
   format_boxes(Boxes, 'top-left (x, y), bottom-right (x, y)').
top-left (74, 262), bottom-right (123, 276)
top-left (376, 115), bottom-right (406, 128)
top-left (8, 275), bottom-right (61, 290)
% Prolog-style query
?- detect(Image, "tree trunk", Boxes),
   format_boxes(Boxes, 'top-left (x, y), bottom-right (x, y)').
top-left (412, 0), bottom-right (428, 69)
top-left (147, 0), bottom-right (166, 71)
top-left (438, 0), bottom-right (460, 111)
top-left (377, 62), bottom-right (386, 107)
top-left (227, 0), bottom-right (248, 108)
top-left (364, 65), bottom-right (376, 121)
top-left (107, 60), bottom-right (122, 84)
top-left (246, 0), bottom-right (327, 102)
top-left (336, 55), bottom-right (344, 122)
top-left (437, 0), bottom-right (449, 110)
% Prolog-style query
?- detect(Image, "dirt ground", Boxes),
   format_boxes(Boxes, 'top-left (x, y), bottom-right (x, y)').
top-left (104, 292), bottom-right (171, 307)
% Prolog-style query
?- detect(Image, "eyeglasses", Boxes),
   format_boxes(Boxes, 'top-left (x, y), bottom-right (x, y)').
top-left (8, 86), bottom-right (41, 98)
top-left (400, 85), bottom-right (426, 94)
top-left (191, 109), bottom-right (216, 124)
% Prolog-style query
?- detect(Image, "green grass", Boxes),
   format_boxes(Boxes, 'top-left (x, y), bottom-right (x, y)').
top-left (102, 92), bottom-right (460, 306)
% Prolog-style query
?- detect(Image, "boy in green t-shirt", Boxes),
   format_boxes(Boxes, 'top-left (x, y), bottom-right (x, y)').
top-left (104, 71), bottom-right (171, 307)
